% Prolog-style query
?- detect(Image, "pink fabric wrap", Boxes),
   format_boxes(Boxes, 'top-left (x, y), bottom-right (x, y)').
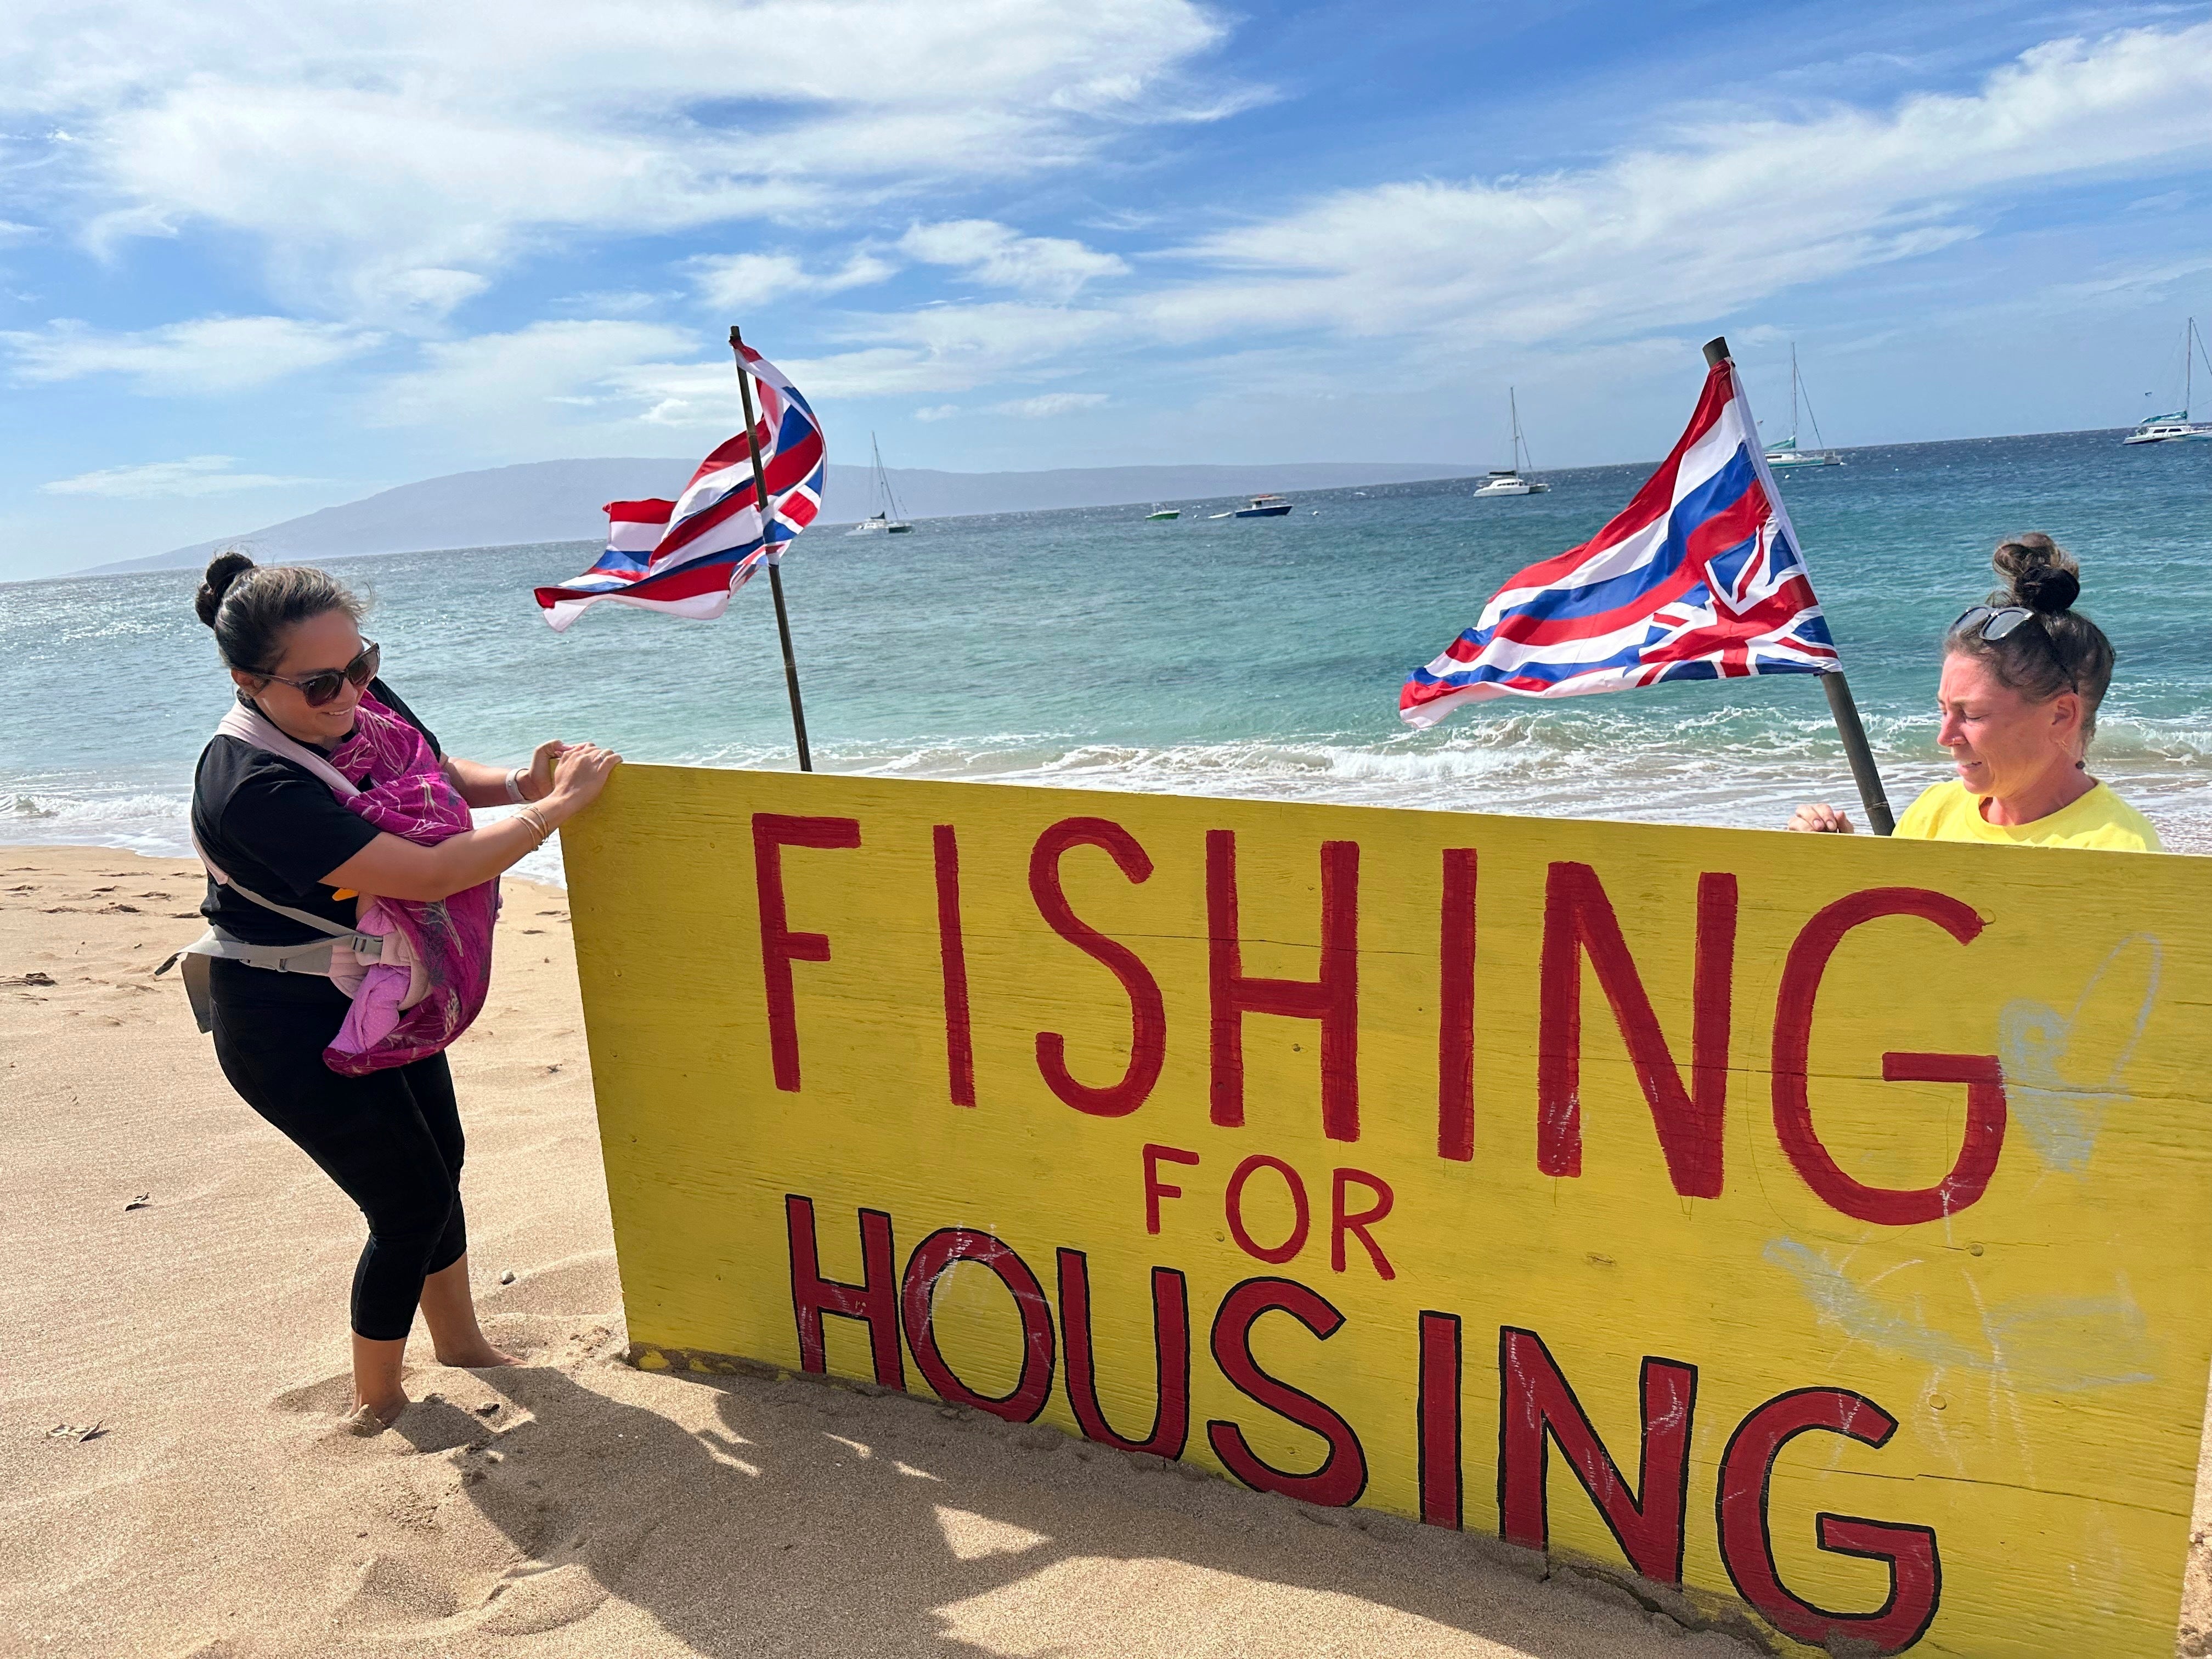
top-left (318, 692), bottom-right (498, 1075)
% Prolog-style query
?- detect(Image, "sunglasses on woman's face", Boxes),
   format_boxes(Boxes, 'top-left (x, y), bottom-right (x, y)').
top-left (258, 640), bottom-right (380, 707)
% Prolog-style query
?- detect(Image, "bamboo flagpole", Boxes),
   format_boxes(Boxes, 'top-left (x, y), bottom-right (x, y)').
top-left (730, 325), bottom-right (814, 772)
top-left (1702, 335), bottom-right (1893, 834)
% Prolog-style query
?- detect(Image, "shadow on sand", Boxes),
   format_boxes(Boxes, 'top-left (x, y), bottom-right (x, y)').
top-left (408, 1360), bottom-right (1758, 1657)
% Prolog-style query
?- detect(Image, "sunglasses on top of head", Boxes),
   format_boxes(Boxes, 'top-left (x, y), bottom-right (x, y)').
top-left (248, 640), bottom-right (380, 707)
top-left (1951, 606), bottom-right (2074, 692)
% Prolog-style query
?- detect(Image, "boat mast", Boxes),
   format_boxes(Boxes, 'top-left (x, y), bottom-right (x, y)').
top-left (1791, 346), bottom-right (1802, 449)
top-left (1509, 387), bottom-right (1531, 473)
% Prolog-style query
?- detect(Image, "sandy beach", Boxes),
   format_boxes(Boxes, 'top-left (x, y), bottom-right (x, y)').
top-left (2, 844), bottom-right (2208, 1658)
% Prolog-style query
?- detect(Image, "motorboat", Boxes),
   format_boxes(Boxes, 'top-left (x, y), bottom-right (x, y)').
top-left (1145, 507), bottom-right (1180, 520)
top-left (1763, 346), bottom-right (1843, 468)
top-left (1217, 494), bottom-right (1293, 518)
top-left (1472, 389), bottom-right (1549, 495)
top-left (2124, 319), bottom-right (2212, 443)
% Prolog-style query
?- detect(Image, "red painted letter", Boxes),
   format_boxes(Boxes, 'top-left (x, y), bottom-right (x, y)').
top-left (1206, 1278), bottom-right (1367, 1506)
top-left (933, 824), bottom-right (974, 1108)
top-left (1498, 1327), bottom-right (1697, 1585)
top-left (1031, 817), bottom-right (1167, 1117)
top-left (1717, 1388), bottom-right (1939, 1655)
top-left (754, 813), bottom-right (862, 1093)
top-left (1538, 863), bottom-right (1735, 1198)
top-left (1142, 1142), bottom-right (1200, 1235)
top-left (1225, 1154), bottom-right (1311, 1265)
top-left (1330, 1167), bottom-right (1395, 1279)
top-left (1419, 1311), bottom-right (1463, 1529)
top-left (900, 1228), bottom-right (1056, 1423)
top-left (1207, 831), bottom-right (1362, 1141)
top-left (1438, 848), bottom-right (1479, 1161)
top-left (785, 1195), bottom-right (904, 1390)
top-left (1056, 1250), bottom-right (1190, 1459)
top-left (1772, 888), bottom-right (2006, 1225)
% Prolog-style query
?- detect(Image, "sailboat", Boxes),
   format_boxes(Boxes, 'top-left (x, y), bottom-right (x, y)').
top-left (1763, 346), bottom-right (1843, 468)
top-left (850, 433), bottom-right (913, 532)
top-left (2123, 318), bottom-right (2212, 444)
top-left (1472, 388), bottom-right (1550, 496)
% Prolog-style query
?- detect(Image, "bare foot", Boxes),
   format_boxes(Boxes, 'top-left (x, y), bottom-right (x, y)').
top-left (342, 1393), bottom-right (408, 1436)
top-left (432, 1340), bottom-right (523, 1369)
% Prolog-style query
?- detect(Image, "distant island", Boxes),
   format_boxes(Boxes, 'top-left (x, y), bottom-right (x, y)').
top-left (81, 458), bottom-right (1484, 577)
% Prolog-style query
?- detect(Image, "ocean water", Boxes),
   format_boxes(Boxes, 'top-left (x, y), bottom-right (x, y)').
top-left (5, 427), bottom-right (2209, 878)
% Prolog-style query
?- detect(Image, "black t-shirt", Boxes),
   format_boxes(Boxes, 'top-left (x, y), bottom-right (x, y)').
top-left (191, 680), bottom-right (443, 947)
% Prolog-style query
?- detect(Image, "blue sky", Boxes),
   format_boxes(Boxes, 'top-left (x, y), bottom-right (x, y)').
top-left (5, 0), bottom-right (2212, 579)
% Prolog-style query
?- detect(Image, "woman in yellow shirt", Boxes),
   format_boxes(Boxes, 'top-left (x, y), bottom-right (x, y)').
top-left (1789, 533), bottom-right (2161, 852)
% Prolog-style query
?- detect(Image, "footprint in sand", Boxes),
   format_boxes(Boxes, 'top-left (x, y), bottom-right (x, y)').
top-left (470, 1562), bottom-right (610, 1636)
top-left (269, 1369), bottom-right (378, 1419)
top-left (332, 1552), bottom-right (462, 1628)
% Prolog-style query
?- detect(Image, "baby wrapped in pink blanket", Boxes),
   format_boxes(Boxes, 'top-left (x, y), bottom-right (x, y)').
top-left (317, 692), bottom-right (499, 1075)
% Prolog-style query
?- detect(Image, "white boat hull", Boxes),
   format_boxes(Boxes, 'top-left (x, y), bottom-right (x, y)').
top-left (1765, 450), bottom-right (1843, 469)
top-left (2123, 427), bottom-right (2212, 444)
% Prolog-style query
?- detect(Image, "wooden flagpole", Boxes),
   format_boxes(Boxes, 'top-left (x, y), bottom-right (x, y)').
top-left (1702, 335), bottom-right (1894, 835)
top-left (730, 325), bottom-right (814, 773)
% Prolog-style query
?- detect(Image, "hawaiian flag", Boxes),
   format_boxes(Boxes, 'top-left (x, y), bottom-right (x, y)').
top-left (534, 343), bottom-right (826, 631)
top-left (1399, 357), bottom-right (1838, 726)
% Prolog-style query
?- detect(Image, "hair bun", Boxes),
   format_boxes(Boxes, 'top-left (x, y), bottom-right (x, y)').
top-left (194, 549), bottom-right (256, 628)
top-left (1991, 532), bottom-right (2080, 615)
top-left (2016, 565), bottom-right (2080, 614)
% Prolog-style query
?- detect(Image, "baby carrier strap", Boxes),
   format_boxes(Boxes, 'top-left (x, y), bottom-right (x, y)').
top-left (161, 704), bottom-right (386, 1032)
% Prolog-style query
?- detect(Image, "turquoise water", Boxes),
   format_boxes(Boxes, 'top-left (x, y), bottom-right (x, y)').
top-left (5, 426), bottom-right (2209, 873)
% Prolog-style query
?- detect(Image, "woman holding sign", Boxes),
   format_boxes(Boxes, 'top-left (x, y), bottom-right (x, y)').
top-left (1791, 535), bottom-right (2160, 851)
top-left (185, 552), bottom-right (620, 1435)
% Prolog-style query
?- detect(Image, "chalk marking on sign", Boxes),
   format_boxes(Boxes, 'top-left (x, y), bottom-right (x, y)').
top-left (2001, 933), bottom-right (2164, 1173)
top-left (1768, 1238), bottom-right (2155, 1391)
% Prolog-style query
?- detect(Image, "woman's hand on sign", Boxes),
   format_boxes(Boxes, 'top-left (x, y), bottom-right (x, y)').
top-left (1787, 802), bottom-right (1856, 834)
top-left (544, 743), bottom-right (622, 821)
top-left (323, 743), bottom-right (620, 903)
top-left (524, 739), bottom-right (568, 802)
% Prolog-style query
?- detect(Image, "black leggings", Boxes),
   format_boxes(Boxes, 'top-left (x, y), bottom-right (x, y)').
top-left (208, 957), bottom-right (467, 1341)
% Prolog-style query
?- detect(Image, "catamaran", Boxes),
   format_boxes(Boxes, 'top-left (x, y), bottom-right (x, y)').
top-left (2124, 318), bottom-right (2212, 444)
top-left (849, 433), bottom-right (913, 532)
top-left (1763, 346), bottom-right (1843, 469)
top-left (1472, 388), bottom-right (1550, 496)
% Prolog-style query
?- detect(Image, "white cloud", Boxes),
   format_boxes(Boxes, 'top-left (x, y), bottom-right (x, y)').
top-left (992, 392), bottom-right (1108, 417)
top-left (8, 0), bottom-right (1240, 319)
top-left (0, 219), bottom-right (39, 242)
top-left (745, 18), bottom-right (2212, 409)
top-left (367, 319), bottom-right (697, 431)
top-left (2, 315), bottom-right (380, 392)
top-left (913, 404), bottom-right (960, 421)
top-left (1141, 21), bottom-right (2212, 353)
top-left (686, 250), bottom-right (896, 312)
top-left (40, 455), bottom-right (315, 498)
top-left (778, 303), bottom-right (1121, 397)
top-left (900, 220), bottom-right (1126, 300)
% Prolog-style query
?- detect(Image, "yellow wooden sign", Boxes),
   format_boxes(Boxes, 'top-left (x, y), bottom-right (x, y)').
top-left (566, 764), bottom-right (2212, 1656)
